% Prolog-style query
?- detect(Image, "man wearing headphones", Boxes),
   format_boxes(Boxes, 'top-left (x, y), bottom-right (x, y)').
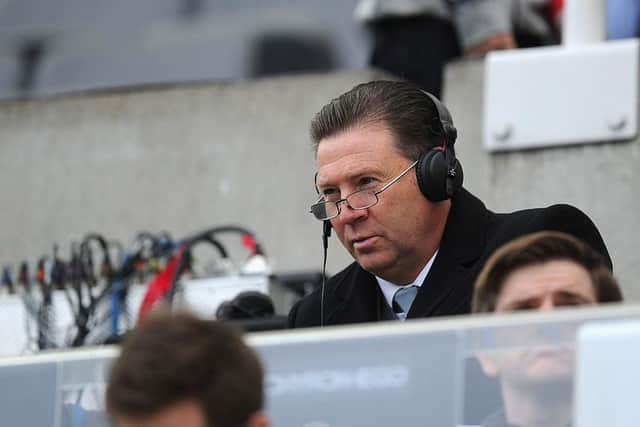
top-left (288, 80), bottom-right (611, 327)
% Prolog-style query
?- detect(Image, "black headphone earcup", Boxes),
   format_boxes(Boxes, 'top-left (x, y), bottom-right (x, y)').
top-left (450, 158), bottom-right (463, 196)
top-left (416, 150), bottom-right (449, 202)
top-left (416, 150), bottom-right (463, 202)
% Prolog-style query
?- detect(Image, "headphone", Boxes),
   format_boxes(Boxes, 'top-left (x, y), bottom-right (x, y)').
top-left (415, 91), bottom-right (464, 202)
top-left (216, 290), bottom-right (275, 320)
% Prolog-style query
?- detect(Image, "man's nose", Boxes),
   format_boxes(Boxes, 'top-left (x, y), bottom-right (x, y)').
top-left (539, 297), bottom-right (556, 312)
top-left (335, 201), bottom-right (368, 224)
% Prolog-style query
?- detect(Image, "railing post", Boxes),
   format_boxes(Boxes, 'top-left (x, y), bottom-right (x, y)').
top-left (563, 0), bottom-right (607, 46)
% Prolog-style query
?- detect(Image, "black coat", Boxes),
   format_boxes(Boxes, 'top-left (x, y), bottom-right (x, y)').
top-left (288, 188), bottom-right (611, 328)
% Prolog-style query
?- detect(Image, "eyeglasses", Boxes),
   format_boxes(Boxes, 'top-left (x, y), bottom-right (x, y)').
top-left (309, 160), bottom-right (418, 221)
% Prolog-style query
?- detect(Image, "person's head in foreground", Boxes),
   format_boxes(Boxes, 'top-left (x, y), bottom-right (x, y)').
top-left (106, 311), bottom-right (268, 427)
top-left (471, 231), bottom-right (623, 427)
top-left (473, 230), bottom-right (622, 314)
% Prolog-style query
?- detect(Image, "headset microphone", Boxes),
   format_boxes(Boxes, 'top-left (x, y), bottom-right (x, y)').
top-left (320, 220), bottom-right (332, 327)
top-left (322, 220), bottom-right (332, 249)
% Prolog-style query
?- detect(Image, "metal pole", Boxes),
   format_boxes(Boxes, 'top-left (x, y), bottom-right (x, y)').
top-left (563, 0), bottom-right (607, 46)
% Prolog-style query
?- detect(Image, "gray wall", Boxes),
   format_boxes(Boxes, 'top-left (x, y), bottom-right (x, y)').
top-left (1, 64), bottom-right (639, 299)
top-left (0, 71), bottom-right (376, 280)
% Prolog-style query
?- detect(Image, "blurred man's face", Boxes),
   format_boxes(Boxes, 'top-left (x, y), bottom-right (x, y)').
top-left (480, 260), bottom-right (597, 384)
top-left (315, 122), bottom-right (450, 284)
top-left (115, 400), bottom-right (206, 427)
top-left (495, 260), bottom-right (597, 313)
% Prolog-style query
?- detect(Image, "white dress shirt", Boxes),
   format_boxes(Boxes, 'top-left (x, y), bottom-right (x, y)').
top-left (375, 250), bottom-right (438, 320)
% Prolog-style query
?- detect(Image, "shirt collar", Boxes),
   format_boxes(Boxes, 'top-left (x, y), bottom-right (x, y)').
top-left (375, 249), bottom-right (438, 317)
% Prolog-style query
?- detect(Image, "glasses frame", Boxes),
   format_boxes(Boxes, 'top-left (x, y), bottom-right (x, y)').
top-left (309, 160), bottom-right (419, 221)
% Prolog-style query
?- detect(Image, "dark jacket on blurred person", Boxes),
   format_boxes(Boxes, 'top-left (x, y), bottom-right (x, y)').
top-left (355, 0), bottom-right (555, 95)
top-left (355, 0), bottom-right (554, 50)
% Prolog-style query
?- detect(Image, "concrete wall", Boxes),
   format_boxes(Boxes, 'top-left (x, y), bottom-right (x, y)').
top-left (0, 71), bottom-right (377, 281)
top-left (1, 63), bottom-right (639, 300)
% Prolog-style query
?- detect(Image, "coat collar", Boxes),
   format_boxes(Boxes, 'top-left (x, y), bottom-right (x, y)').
top-left (408, 188), bottom-right (489, 317)
top-left (327, 265), bottom-right (382, 324)
top-left (439, 187), bottom-right (488, 266)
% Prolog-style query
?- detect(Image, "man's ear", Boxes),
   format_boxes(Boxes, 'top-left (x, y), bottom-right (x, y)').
top-left (476, 354), bottom-right (499, 377)
top-left (246, 411), bottom-right (269, 427)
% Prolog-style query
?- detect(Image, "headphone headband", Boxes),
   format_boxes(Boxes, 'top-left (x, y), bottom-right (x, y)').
top-left (420, 90), bottom-right (458, 147)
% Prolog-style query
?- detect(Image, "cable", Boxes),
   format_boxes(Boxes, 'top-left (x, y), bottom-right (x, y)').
top-left (320, 220), bottom-right (331, 327)
top-left (1, 266), bottom-right (14, 294)
top-left (166, 225), bottom-right (265, 305)
top-left (320, 245), bottom-right (327, 328)
top-left (36, 257), bottom-right (56, 349)
top-left (182, 225), bottom-right (264, 256)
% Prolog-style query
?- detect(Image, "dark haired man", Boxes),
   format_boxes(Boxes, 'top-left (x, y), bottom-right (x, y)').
top-left (471, 231), bottom-right (623, 427)
top-left (288, 80), bottom-right (612, 328)
top-left (106, 311), bottom-right (268, 427)
top-left (473, 231), bottom-right (622, 314)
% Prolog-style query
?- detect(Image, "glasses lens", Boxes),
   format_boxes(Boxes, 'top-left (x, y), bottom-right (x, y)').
top-left (310, 201), bottom-right (337, 220)
top-left (347, 190), bottom-right (378, 209)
